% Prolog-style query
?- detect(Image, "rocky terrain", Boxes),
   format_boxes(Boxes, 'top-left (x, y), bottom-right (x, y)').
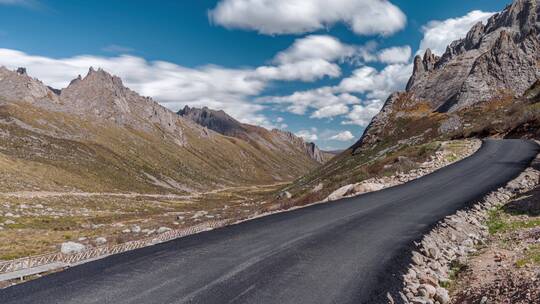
top-left (178, 106), bottom-right (332, 163)
top-left (0, 66), bottom-right (324, 194)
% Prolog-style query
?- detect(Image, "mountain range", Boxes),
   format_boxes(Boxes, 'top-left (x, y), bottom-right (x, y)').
top-left (0, 67), bottom-right (326, 194)
top-left (177, 105), bottom-right (332, 163)
top-left (0, 0), bottom-right (538, 203)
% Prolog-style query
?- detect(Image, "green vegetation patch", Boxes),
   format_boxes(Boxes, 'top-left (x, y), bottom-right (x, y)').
top-left (487, 208), bottom-right (540, 235)
top-left (516, 245), bottom-right (540, 267)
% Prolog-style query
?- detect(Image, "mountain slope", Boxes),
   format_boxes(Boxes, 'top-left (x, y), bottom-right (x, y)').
top-left (0, 67), bottom-right (322, 194)
top-left (277, 0), bottom-right (540, 206)
top-left (178, 106), bottom-right (332, 163)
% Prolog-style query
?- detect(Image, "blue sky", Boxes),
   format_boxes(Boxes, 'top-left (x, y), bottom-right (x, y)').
top-left (0, 0), bottom-right (510, 149)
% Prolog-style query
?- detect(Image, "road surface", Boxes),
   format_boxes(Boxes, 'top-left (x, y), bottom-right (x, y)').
top-left (1, 139), bottom-right (538, 304)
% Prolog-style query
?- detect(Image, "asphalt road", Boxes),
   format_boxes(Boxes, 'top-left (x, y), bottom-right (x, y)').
top-left (1, 139), bottom-right (538, 304)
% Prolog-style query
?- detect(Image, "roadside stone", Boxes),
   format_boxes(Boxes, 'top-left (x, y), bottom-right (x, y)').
top-left (157, 227), bottom-right (172, 234)
top-left (418, 284), bottom-right (436, 298)
top-left (434, 287), bottom-right (449, 304)
top-left (131, 225), bottom-right (141, 233)
top-left (61, 242), bottom-right (86, 254)
top-left (95, 237), bottom-right (107, 245)
top-left (386, 292), bottom-right (394, 304)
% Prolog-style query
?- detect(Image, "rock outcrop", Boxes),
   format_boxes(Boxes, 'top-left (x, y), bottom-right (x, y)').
top-left (355, 0), bottom-right (540, 151)
top-left (407, 0), bottom-right (540, 112)
top-left (177, 106), bottom-right (245, 138)
top-left (60, 68), bottom-right (187, 142)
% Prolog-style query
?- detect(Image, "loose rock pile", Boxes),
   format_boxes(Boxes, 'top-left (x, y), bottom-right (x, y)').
top-left (326, 140), bottom-right (481, 202)
top-left (389, 161), bottom-right (540, 304)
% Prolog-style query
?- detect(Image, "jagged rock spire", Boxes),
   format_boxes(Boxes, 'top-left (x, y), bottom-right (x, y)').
top-left (403, 0), bottom-right (540, 112)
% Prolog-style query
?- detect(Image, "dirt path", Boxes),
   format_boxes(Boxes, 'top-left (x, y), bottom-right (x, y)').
top-left (0, 183), bottom-right (288, 200)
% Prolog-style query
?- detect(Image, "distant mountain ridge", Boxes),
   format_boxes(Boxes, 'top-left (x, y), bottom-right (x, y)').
top-left (178, 105), bottom-right (331, 163)
top-left (0, 66), bottom-right (324, 193)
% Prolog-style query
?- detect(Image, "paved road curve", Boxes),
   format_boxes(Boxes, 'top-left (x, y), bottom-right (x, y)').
top-left (1, 139), bottom-right (538, 304)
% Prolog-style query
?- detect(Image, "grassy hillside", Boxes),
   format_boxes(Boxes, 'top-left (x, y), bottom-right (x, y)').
top-left (0, 100), bottom-right (319, 194)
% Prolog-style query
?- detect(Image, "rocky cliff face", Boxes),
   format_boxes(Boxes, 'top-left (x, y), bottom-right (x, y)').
top-left (407, 0), bottom-right (540, 112)
top-left (178, 105), bottom-right (329, 163)
top-left (270, 129), bottom-right (329, 163)
top-left (356, 0), bottom-right (540, 150)
top-left (178, 106), bottom-right (245, 137)
top-left (0, 66), bottom-right (60, 105)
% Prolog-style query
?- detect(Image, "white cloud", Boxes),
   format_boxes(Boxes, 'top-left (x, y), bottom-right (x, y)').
top-left (295, 128), bottom-right (318, 142)
top-left (258, 60), bottom-right (410, 125)
top-left (337, 63), bottom-right (412, 100)
top-left (254, 35), bottom-right (373, 82)
top-left (209, 0), bottom-right (406, 36)
top-left (311, 104), bottom-right (349, 119)
top-left (255, 59), bottom-right (341, 81)
top-left (260, 86), bottom-right (359, 117)
top-left (419, 10), bottom-right (495, 56)
top-left (274, 35), bottom-right (356, 64)
top-left (329, 130), bottom-right (354, 141)
top-left (377, 45), bottom-right (411, 64)
top-left (342, 100), bottom-right (384, 127)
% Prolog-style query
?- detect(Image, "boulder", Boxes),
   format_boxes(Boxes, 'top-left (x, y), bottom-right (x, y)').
top-left (131, 225), bottom-right (141, 233)
top-left (61, 242), bottom-right (86, 254)
top-left (157, 227), bottom-right (172, 234)
top-left (95, 237), bottom-right (107, 245)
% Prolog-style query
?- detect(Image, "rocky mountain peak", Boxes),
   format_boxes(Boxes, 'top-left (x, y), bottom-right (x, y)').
top-left (59, 67), bottom-right (134, 116)
top-left (406, 48), bottom-right (440, 90)
top-left (71, 67), bottom-right (125, 91)
top-left (405, 0), bottom-right (540, 112)
top-left (16, 67), bottom-right (27, 75)
top-left (464, 21), bottom-right (485, 49)
top-left (0, 66), bottom-right (59, 104)
top-left (486, 0), bottom-right (538, 35)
